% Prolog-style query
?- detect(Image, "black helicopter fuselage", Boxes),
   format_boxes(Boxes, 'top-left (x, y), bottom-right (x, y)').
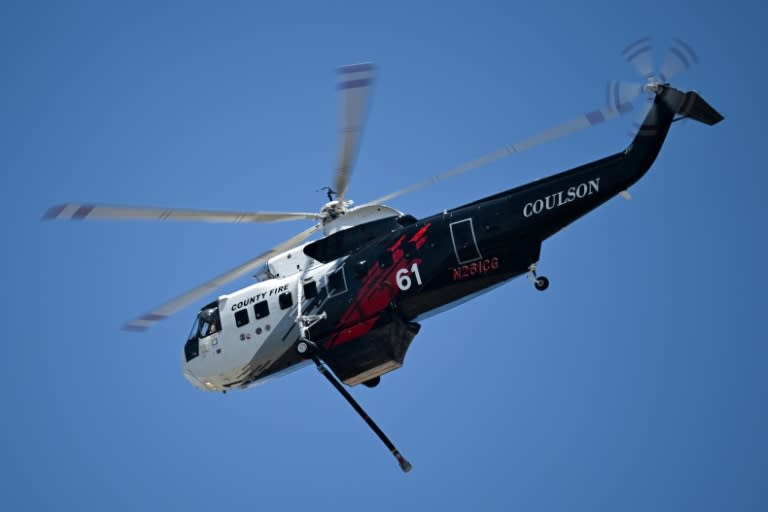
top-left (241, 85), bottom-right (722, 387)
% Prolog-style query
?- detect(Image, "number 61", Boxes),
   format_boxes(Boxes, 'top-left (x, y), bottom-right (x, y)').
top-left (396, 263), bottom-right (423, 291)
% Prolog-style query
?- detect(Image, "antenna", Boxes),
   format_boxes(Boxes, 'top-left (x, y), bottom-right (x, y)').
top-left (319, 187), bottom-right (337, 202)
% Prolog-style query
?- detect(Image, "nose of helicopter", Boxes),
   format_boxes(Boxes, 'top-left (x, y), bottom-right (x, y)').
top-left (181, 353), bottom-right (216, 392)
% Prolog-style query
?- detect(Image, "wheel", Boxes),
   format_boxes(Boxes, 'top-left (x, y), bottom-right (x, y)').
top-left (297, 339), bottom-right (319, 356)
top-left (534, 276), bottom-right (549, 291)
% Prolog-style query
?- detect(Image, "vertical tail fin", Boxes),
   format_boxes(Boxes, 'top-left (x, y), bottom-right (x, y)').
top-left (661, 86), bottom-right (724, 125)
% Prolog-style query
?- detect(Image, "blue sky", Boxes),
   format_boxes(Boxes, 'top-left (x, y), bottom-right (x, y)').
top-left (2, 1), bottom-right (766, 510)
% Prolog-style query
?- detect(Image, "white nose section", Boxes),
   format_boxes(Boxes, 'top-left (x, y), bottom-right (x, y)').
top-left (181, 355), bottom-right (214, 392)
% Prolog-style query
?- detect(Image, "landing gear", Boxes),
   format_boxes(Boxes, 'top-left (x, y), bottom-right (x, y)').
top-left (297, 337), bottom-right (412, 473)
top-left (296, 339), bottom-right (319, 356)
top-left (362, 376), bottom-right (381, 388)
top-left (528, 264), bottom-right (549, 291)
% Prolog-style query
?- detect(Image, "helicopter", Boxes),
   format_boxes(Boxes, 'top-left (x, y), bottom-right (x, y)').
top-left (44, 41), bottom-right (723, 472)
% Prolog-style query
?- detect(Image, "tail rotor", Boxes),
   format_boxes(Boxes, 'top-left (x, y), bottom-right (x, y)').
top-left (607, 37), bottom-right (700, 137)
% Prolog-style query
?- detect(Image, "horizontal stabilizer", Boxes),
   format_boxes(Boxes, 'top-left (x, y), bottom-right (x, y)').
top-left (677, 91), bottom-right (724, 125)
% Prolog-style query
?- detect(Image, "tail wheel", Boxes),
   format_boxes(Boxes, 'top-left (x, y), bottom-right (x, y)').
top-left (534, 276), bottom-right (549, 291)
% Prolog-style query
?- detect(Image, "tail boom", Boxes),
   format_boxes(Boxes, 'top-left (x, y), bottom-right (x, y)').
top-left (503, 85), bottom-right (724, 240)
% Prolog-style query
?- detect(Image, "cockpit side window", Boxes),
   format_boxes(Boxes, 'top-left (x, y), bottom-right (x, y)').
top-left (201, 320), bottom-right (216, 337)
top-left (188, 316), bottom-right (202, 341)
top-left (184, 338), bottom-right (199, 362)
top-left (185, 306), bottom-right (221, 362)
top-left (190, 307), bottom-right (221, 339)
top-left (200, 307), bottom-right (221, 336)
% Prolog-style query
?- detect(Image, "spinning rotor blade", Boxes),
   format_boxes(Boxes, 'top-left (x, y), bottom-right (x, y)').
top-left (606, 80), bottom-right (645, 111)
top-left (334, 63), bottom-right (376, 201)
top-left (630, 98), bottom-right (658, 137)
top-left (622, 37), bottom-right (655, 79)
top-left (366, 102), bottom-right (633, 205)
top-left (659, 38), bottom-right (698, 82)
top-left (43, 204), bottom-right (322, 224)
top-left (123, 223), bottom-right (322, 331)
top-left (614, 38), bottom-right (699, 137)
top-left (620, 37), bottom-right (698, 84)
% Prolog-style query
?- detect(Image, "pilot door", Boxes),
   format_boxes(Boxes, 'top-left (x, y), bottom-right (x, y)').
top-left (449, 217), bottom-right (482, 265)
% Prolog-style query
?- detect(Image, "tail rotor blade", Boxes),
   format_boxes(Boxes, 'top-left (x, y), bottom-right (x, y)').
top-left (613, 37), bottom-right (699, 138)
top-left (366, 102), bottom-right (633, 206)
top-left (659, 38), bottom-right (698, 82)
top-left (622, 37), bottom-right (655, 79)
top-left (606, 80), bottom-right (645, 111)
top-left (334, 63), bottom-right (376, 201)
top-left (629, 98), bottom-right (656, 137)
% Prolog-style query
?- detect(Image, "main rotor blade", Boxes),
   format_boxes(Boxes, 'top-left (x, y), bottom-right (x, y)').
top-left (366, 102), bottom-right (634, 206)
top-left (43, 204), bottom-right (322, 223)
top-left (123, 223), bottom-right (322, 331)
top-left (334, 63), bottom-right (376, 201)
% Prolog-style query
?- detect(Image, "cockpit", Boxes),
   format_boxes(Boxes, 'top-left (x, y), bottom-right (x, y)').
top-left (184, 302), bottom-right (221, 362)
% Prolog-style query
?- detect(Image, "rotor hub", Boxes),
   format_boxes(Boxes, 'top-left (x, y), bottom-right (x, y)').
top-left (320, 199), bottom-right (354, 223)
top-left (644, 77), bottom-right (665, 97)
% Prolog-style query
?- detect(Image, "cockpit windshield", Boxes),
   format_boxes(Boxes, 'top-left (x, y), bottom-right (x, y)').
top-left (185, 305), bottom-right (222, 363)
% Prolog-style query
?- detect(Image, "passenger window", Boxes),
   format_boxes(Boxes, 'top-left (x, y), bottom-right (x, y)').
top-left (303, 281), bottom-right (318, 299)
top-left (254, 300), bottom-right (269, 319)
top-left (235, 309), bottom-right (249, 327)
top-left (327, 267), bottom-right (347, 297)
top-left (279, 291), bottom-right (293, 310)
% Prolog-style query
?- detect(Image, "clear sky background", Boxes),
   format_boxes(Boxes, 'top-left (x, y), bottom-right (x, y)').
top-left (2, 1), bottom-right (766, 510)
